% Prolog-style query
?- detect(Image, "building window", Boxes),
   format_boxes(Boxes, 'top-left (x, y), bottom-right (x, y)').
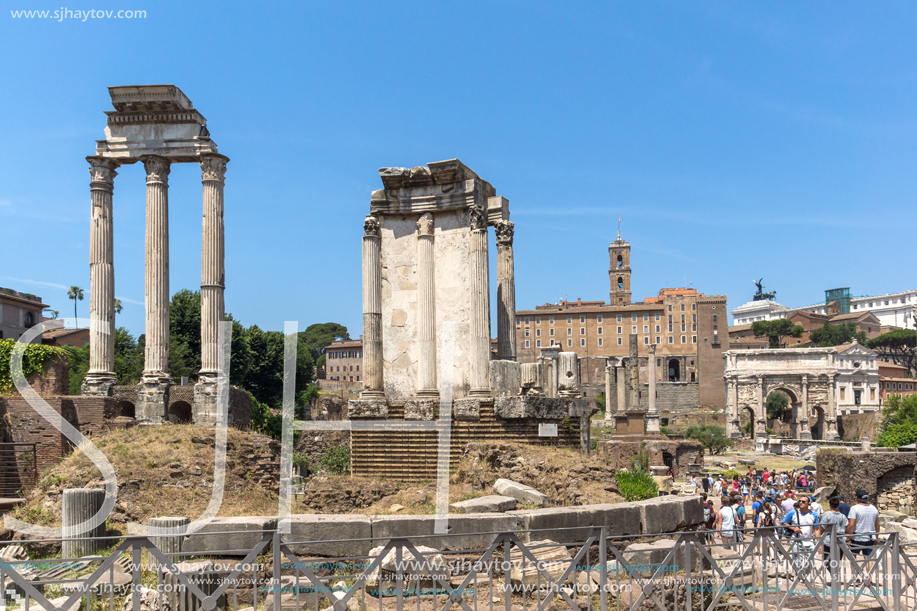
top-left (536, 340), bottom-right (541, 347)
top-left (617, 326), bottom-right (622, 334)
top-left (668, 324), bottom-right (673, 332)
top-left (617, 315), bottom-right (622, 322)
top-left (643, 325), bottom-right (649, 333)
top-left (550, 328), bottom-right (555, 336)
top-left (681, 304), bottom-right (685, 311)
top-left (580, 327), bottom-right (585, 335)
top-left (655, 314), bottom-right (660, 321)
top-left (597, 327), bottom-right (602, 335)
top-left (692, 335), bottom-right (697, 343)
top-left (567, 339), bottom-right (573, 347)
top-left (681, 324), bottom-right (686, 332)
top-left (525, 329), bottom-right (530, 337)
top-left (631, 315), bottom-right (637, 322)
top-left (551, 340), bottom-right (555, 346)
top-left (598, 337), bottom-right (603, 346)
top-left (617, 337), bottom-right (622, 345)
top-left (580, 316), bottom-right (586, 323)
top-left (536, 329), bottom-right (541, 337)
top-left (692, 324), bottom-right (696, 331)
top-left (668, 336), bottom-right (674, 344)
top-left (597, 315), bottom-right (603, 322)
top-left (681, 336), bottom-right (686, 343)
top-left (535, 317), bottom-right (541, 324)
top-left (549, 316), bottom-right (554, 324)
top-left (632, 325), bottom-right (637, 334)
top-left (580, 338), bottom-right (586, 346)
top-left (655, 325), bottom-right (660, 333)
top-left (644, 337), bottom-right (649, 345)
top-left (525, 340), bottom-right (530, 348)
top-left (840, 388), bottom-right (845, 400)
top-left (643, 314), bottom-right (649, 321)
top-left (713, 315), bottom-right (718, 323)
top-left (656, 337), bottom-right (661, 344)
top-left (525, 317), bottom-right (529, 324)
top-left (567, 328), bottom-right (572, 336)
top-left (567, 316), bottom-right (572, 324)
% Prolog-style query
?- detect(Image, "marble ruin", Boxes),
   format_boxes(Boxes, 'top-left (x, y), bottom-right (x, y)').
top-left (82, 85), bottom-right (228, 425)
top-left (724, 341), bottom-right (881, 440)
top-left (348, 160), bottom-right (593, 476)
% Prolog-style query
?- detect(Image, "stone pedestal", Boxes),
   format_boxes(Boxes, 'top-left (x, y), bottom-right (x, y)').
top-left (193, 372), bottom-right (222, 426)
top-left (62, 488), bottom-right (106, 558)
top-left (83, 157), bottom-right (119, 397)
top-left (137, 376), bottom-right (171, 424)
top-left (495, 221), bottom-right (516, 361)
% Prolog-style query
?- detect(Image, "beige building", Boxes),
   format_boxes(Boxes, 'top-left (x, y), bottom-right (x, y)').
top-left (515, 231), bottom-right (729, 409)
top-left (325, 338), bottom-right (363, 383)
top-left (0, 287), bottom-right (46, 341)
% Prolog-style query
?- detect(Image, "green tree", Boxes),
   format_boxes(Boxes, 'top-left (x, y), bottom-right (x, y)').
top-left (765, 390), bottom-right (789, 419)
top-left (64, 344), bottom-right (90, 394)
top-left (113, 327), bottom-right (143, 384)
top-left (169, 289), bottom-right (202, 376)
top-left (752, 319), bottom-right (804, 348)
top-left (594, 392), bottom-right (606, 414)
top-left (67, 286), bottom-right (84, 321)
top-left (868, 329), bottom-right (917, 377)
top-left (299, 323), bottom-right (350, 361)
top-left (876, 394), bottom-right (917, 447)
top-left (684, 424), bottom-right (734, 455)
top-left (809, 322), bottom-right (867, 347)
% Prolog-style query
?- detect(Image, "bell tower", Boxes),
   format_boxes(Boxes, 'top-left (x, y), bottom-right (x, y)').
top-left (608, 223), bottom-right (631, 305)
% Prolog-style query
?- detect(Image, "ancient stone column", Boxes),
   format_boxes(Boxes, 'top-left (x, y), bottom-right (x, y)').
top-left (627, 335), bottom-right (639, 408)
top-left (798, 375), bottom-right (812, 439)
top-left (415, 213), bottom-right (437, 398)
top-left (826, 373), bottom-right (840, 440)
top-left (615, 363), bottom-right (626, 412)
top-left (468, 209), bottom-right (491, 396)
top-left (194, 153), bottom-right (229, 424)
top-left (756, 375), bottom-right (767, 438)
top-left (361, 215), bottom-right (384, 399)
top-left (149, 516), bottom-right (189, 569)
top-left (725, 378), bottom-right (738, 437)
top-left (62, 488), bottom-right (106, 558)
top-left (495, 221), bottom-right (516, 361)
top-left (645, 344), bottom-right (660, 433)
top-left (137, 156), bottom-right (172, 423)
top-left (82, 157), bottom-right (119, 397)
top-left (604, 361), bottom-right (613, 422)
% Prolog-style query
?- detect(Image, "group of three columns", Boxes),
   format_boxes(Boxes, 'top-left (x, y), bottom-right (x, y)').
top-left (82, 152), bottom-right (229, 422)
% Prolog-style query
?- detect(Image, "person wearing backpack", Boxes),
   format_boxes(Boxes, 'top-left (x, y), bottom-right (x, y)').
top-left (817, 497), bottom-right (849, 564)
top-left (701, 493), bottom-right (715, 543)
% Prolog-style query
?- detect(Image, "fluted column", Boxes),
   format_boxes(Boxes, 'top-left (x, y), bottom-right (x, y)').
top-left (798, 375), bottom-right (812, 439)
top-left (725, 377), bottom-right (740, 437)
top-left (415, 213), bottom-right (437, 398)
top-left (826, 373), bottom-right (840, 440)
top-left (136, 156), bottom-right (172, 423)
top-left (615, 363), bottom-right (626, 412)
top-left (82, 157), bottom-right (118, 397)
top-left (361, 215), bottom-right (384, 399)
top-left (495, 221), bottom-right (516, 361)
top-left (194, 153), bottom-right (229, 425)
top-left (603, 361), bottom-right (613, 422)
top-left (645, 344), bottom-right (660, 433)
top-left (468, 208), bottom-right (491, 396)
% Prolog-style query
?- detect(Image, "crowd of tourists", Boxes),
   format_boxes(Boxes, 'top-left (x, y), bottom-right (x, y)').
top-left (686, 468), bottom-right (880, 571)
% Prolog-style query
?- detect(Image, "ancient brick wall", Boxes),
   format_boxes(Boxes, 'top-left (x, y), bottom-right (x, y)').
top-left (696, 297), bottom-right (728, 409)
top-left (877, 466), bottom-right (915, 514)
top-left (608, 380), bottom-right (699, 413)
top-left (26, 356), bottom-right (69, 396)
top-left (598, 439), bottom-right (704, 476)
top-left (818, 450), bottom-right (917, 514)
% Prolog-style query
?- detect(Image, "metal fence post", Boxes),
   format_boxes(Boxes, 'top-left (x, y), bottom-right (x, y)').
top-left (830, 523), bottom-right (839, 611)
top-left (891, 532), bottom-right (902, 611)
top-left (599, 526), bottom-right (607, 611)
top-left (273, 530), bottom-right (281, 611)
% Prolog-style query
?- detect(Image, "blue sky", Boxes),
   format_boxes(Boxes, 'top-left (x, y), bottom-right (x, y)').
top-left (2, 2), bottom-right (915, 339)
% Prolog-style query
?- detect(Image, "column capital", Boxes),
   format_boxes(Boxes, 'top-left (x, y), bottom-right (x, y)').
top-left (470, 207), bottom-right (486, 231)
top-left (495, 220), bottom-right (514, 246)
top-left (200, 153), bottom-right (229, 184)
top-left (416, 212), bottom-right (434, 237)
top-left (87, 156), bottom-right (118, 188)
top-left (648, 343), bottom-right (656, 356)
top-left (142, 155), bottom-right (171, 185)
top-left (364, 214), bottom-right (381, 238)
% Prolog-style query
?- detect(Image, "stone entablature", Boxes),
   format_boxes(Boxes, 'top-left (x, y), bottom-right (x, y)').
top-left (724, 342), bottom-right (881, 441)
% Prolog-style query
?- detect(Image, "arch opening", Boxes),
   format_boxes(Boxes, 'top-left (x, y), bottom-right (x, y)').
top-left (668, 359), bottom-right (680, 382)
top-left (117, 400), bottom-right (135, 419)
top-left (169, 400), bottom-right (193, 424)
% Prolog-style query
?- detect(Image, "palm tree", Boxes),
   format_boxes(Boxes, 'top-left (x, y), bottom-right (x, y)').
top-left (67, 286), bottom-right (84, 321)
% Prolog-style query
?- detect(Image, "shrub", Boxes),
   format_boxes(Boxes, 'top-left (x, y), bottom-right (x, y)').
top-left (616, 470), bottom-right (659, 502)
top-left (722, 469), bottom-right (740, 480)
top-left (292, 452), bottom-right (311, 473)
top-left (320, 445), bottom-right (351, 475)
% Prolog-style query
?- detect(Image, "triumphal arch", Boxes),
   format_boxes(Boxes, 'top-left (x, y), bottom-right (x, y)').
top-left (81, 85), bottom-right (228, 425)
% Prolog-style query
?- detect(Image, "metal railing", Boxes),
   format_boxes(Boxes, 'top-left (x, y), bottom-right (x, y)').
top-left (0, 523), bottom-right (911, 611)
top-left (0, 443), bottom-right (38, 497)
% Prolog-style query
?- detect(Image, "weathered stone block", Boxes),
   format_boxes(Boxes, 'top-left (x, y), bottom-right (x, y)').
top-left (404, 400), bottom-right (435, 421)
top-left (639, 497), bottom-right (680, 534)
top-left (494, 478), bottom-right (549, 507)
top-left (493, 396), bottom-right (567, 420)
top-left (490, 360), bottom-right (521, 397)
top-left (509, 540), bottom-right (572, 591)
top-left (281, 514), bottom-right (372, 558)
top-left (449, 495), bottom-right (517, 514)
top-left (588, 502), bottom-right (643, 537)
top-left (453, 398), bottom-right (481, 421)
top-left (507, 506), bottom-right (603, 543)
top-left (181, 516), bottom-right (277, 555)
top-left (347, 399), bottom-right (388, 419)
